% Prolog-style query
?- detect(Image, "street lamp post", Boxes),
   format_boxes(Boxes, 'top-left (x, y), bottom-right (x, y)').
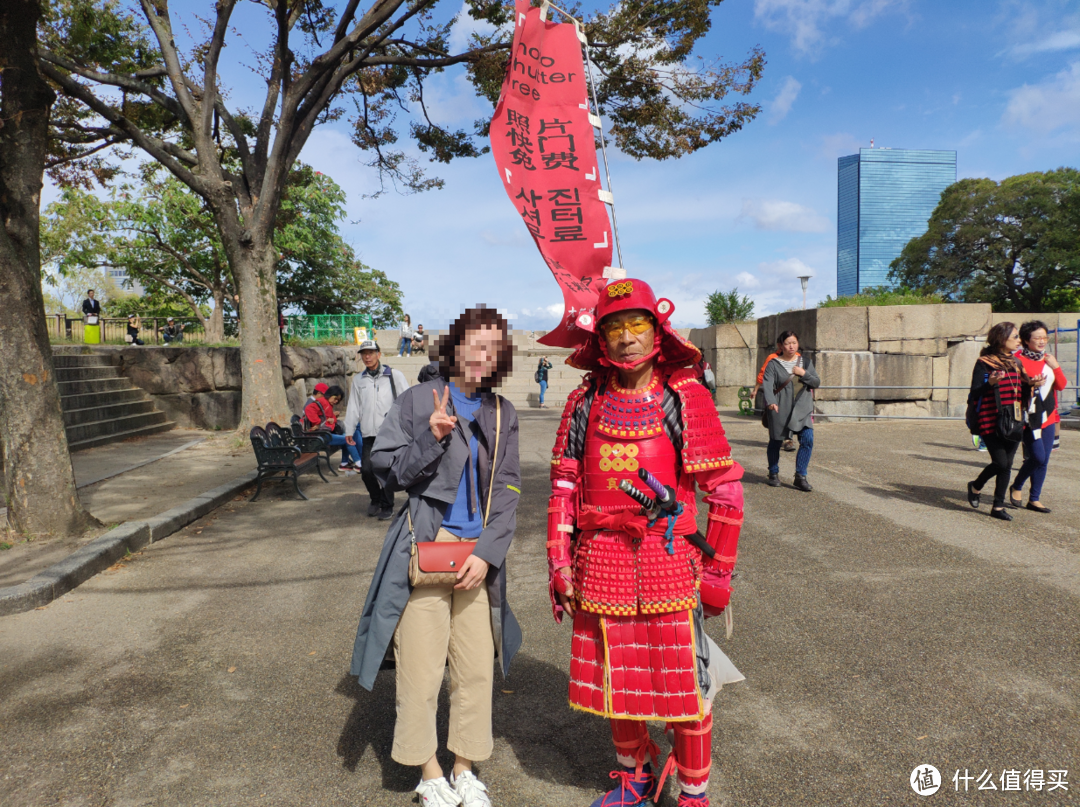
top-left (797, 275), bottom-right (812, 310)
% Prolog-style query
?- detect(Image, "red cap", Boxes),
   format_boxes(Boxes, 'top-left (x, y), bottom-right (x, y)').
top-left (313, 382), bottom-right (329, 394)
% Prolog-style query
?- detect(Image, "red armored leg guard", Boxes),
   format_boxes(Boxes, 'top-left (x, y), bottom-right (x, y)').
top-left (658, 713), bottom-right (713, 802)
top-left (588, 720), bottom-right (659, 806)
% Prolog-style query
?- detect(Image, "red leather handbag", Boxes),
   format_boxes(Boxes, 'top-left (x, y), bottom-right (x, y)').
top-left (408, 398), bottom-right (501, 587)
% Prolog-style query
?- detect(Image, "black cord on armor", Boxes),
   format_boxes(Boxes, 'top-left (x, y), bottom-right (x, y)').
top-left (661, 388), bottom-right (684, 454)
top-left (564, 381), bottom-right (597, 461)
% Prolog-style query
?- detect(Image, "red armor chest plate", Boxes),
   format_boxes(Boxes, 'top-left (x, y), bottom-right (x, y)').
top-left (583, 379), bottom-right (677, 509)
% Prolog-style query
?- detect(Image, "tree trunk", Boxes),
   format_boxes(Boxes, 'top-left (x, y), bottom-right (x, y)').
top-left (0, 0), bottom-right (100, 536)
top-left (208, 286), bottom-right (226, 343)
top-left (227, 240), bottom-right (291, 428)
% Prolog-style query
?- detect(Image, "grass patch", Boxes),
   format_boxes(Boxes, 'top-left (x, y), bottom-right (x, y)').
top-left (818, 286), bottom-right (946, 308)
top-left (0, 541), bottom-right (12, 551)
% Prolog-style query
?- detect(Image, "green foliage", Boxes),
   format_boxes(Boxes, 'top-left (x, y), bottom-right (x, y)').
top-left (105, 291), bottom-right (208, 320)
top-left (889, 168), bottom-right (1080, 312)
top-left (705, 288), bottom-right (755, 325)
top-left (41, 165), bottom-right (404, 324)
top-left (818, 286), bottom-right (946, 308)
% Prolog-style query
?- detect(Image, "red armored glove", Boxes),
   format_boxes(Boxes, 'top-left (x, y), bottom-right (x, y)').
top-left (547, 458), bottom-right (579, 623)
top-left (699, 481), bottom-right (744, 618)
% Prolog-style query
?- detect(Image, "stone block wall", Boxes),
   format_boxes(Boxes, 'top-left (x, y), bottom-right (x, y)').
top-left (108, 346), bottom-right (367, 430)
top-left (754, 303), bottom-right (994, 421)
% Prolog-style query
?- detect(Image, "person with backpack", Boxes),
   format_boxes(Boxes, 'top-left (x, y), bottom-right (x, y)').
top-left (535, 355), bottom-right (553, 408)
top-left (344, 340), bottom-right (410, 519)
top-left (965, 322), bottom-right (1033, 521)
top-left (753, 351), bottom-right (796, 452)
top-left (762, 331), bottom-right (819, 491)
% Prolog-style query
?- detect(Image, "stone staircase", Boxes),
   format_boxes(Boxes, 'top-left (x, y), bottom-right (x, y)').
top-left (52, 347), bottom-right (176, 451)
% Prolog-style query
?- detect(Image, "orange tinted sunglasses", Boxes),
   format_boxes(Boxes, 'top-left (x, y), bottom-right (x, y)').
top-left (600, 315), bottom-right (654, 339)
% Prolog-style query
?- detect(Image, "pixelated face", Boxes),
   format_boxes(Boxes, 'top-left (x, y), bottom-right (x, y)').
top-left (601, 308), bottom-right (655, 363)
top-left (780, 335), bottom-right (799, 357)
top-left (360, 349), bottom-right (380, 369)
top-left (456, 325), bottom-right (504, 384)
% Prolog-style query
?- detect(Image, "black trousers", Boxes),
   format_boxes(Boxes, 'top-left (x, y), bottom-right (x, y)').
top-left (973, 433), bottom-right (1021, 508)
top-left (361, 436), bottom-right (394, 510)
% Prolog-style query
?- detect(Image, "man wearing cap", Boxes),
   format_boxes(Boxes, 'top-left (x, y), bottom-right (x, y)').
top-left (162, 318), bottom-right (184, 343)
top-left (547, 279), bottom-right (746, 807)
top-left (344, 341), bottom-right (409, 519)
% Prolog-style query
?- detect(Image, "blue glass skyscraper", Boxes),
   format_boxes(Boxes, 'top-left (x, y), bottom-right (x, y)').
top-left (836, 148), bottom-right (956, 296)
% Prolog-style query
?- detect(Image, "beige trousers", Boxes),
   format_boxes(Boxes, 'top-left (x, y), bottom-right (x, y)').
top-left (392, 529), bottom-right (495, 766)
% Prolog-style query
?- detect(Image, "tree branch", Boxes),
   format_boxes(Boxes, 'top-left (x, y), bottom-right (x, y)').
top-left (40, 49), bottom-right (187, 122)
top-left (136, 0), bottom-right (199, 127)
top-left (40, 61), bottom-right (208, 196)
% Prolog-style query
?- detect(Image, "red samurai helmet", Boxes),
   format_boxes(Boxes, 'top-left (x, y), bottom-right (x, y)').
top-left (566, 278), bottom-right (701, 371)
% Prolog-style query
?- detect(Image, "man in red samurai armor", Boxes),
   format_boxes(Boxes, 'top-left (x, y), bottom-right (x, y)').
top-left (547, 278), bottom-right (745, 807)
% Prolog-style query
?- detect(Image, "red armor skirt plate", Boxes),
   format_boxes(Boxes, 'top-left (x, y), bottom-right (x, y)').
top-left (575, 530), bottom-right (701, 616)
top-left (569, 609), bottom-right (704, 721)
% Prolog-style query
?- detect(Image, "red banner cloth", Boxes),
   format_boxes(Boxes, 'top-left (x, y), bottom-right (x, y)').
top-left (490, 0), bottom-right (612, 348)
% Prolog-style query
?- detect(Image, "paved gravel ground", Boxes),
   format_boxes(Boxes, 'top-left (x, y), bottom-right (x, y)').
top-left (0, 410), bottom-right (1076, 806)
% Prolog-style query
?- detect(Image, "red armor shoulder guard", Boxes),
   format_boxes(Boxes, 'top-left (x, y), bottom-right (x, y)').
top-left (551, 373), bottom-right (595, 469)
top-left (669, 369), bottom-right (734, 474)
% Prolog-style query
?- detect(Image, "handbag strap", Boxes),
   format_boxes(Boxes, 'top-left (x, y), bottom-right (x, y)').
top-left (483, 397), bottom-right (501, 529)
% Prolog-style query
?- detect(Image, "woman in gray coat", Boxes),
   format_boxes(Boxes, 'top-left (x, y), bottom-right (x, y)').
top-left (351, 307), bottom-right (521, 807)
top-left (763, 330), bottom-right (820, 491)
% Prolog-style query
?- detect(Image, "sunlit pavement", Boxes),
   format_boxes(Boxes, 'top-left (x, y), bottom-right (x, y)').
top-left (1, 411), bottom-right (1076, 806)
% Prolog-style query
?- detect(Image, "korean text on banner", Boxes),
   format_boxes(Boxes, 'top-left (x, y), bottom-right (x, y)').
top-left (490, 0), bottom-right (612, 348)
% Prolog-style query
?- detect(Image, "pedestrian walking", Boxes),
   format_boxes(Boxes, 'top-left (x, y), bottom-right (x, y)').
top-left (351, 306), bottom-right (521, 807)
top-left (752, 350), bottom-right (795, 452)
top-left (398, 314), bottom-right (413, 356)
top-left (966, 322), bottom-right (1033, 521)
top-left (762, 331), bottom-right (819, 491)
top-left (535, 355), bottom-right (552, 408)
top-left (343, 340), bottom-right (410, 519)
top-left (1009, 320), bottom-right (1068, 514)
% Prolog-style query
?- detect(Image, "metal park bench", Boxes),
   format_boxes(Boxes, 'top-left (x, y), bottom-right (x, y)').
top-left (248, 424), bottom-right (326, 501)
top-left (288, 414), bottom-right (339, 476)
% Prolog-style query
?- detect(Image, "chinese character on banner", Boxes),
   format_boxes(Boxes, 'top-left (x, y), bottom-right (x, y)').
top-left (490, 0), bottom-right (613, 348)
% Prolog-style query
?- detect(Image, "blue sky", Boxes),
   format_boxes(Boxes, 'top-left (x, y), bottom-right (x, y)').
top-left (49, 0), bottom-right (1080, 329)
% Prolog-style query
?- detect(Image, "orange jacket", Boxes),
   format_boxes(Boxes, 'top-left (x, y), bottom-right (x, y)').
top-left (756, 352), bottom-right (779, 385)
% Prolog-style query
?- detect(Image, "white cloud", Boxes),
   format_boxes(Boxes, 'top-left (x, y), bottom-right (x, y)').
top-left (739, 199), bottom-right (830, 233)
top-left (753, 0), bottom-right (909, 56)
top-left (1002, 61), bottom-right (1080, 135)
top-left (768, 76), bottom-right (803, 124)
top-left (448, 0), bottom-right (500, 54)
top-left (1008, 29), bottom-right (1080, 59)
top-left (818, 131), bottom-right (864, 159)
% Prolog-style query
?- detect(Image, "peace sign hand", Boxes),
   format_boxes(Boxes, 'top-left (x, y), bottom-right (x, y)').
top-left (430, 386), bottom-right (457, 441)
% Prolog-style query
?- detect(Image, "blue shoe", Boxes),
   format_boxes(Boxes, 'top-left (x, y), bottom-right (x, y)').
top-left (589, 764), bottom-right (657, 806)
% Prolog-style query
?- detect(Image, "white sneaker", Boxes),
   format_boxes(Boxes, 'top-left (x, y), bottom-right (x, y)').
top-left (415, 777), bottom-right (462, 807)
top-left (450, 770), bottom-right (492, 807)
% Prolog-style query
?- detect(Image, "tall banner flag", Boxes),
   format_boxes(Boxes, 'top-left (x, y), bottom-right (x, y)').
top-left (490, 0), bottom-right (613, 347)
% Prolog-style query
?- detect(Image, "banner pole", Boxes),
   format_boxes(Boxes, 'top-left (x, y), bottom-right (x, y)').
top-left (583, 35), bottom-right (624, 273)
